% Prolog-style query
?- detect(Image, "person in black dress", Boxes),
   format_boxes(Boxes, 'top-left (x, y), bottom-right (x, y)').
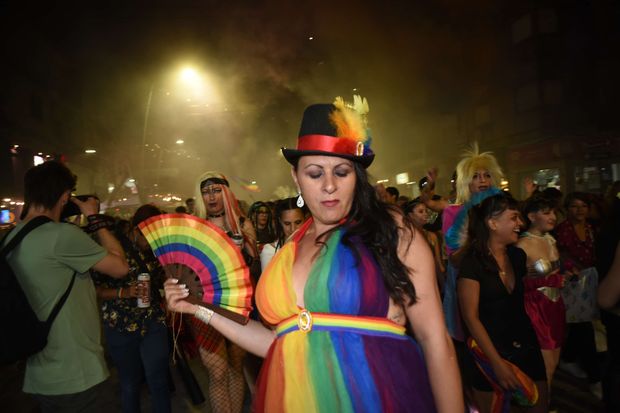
top-left (457, 194), bottom-right (547, 413)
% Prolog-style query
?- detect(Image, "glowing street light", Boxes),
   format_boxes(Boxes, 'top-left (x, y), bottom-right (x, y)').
top-left (180, 67), bottom-right (201, 85)
top-left (140, 64), bottom-right (212, 202)
top-left (173, 65), bottom-right (220, 105)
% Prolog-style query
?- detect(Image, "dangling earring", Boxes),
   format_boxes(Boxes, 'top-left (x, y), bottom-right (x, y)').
top-left (296, 192), bottom-right (305, 208)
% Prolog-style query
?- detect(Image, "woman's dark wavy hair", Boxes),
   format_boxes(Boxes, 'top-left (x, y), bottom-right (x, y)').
top-left (294, 160), bottom-right (418, 306)
top-left (521, 194), bottom-right (555, 229)
top-left (563, 191), bottom-right (590, 210)
top-left (131, 204), bottom-right (164, 228)
top-left (460, 193), bottom-right (519, 272)
top-left (274, 197), bottom-right (307, 247)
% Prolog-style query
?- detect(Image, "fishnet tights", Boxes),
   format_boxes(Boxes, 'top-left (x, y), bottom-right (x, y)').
top-left (199, 339), bottom-right (246, 413)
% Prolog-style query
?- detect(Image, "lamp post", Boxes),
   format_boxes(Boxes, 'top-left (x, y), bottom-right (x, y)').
top-left (139, 85), bottom-right (154, 203)
top-left (139, 65), bottom-right (206, 203)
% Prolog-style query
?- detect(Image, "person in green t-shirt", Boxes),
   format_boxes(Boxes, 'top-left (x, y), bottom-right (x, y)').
top-left (5, 161), bottom-right (129, 412)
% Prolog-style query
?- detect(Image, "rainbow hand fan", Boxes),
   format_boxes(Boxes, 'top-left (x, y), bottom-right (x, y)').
top-left (139, 213), bottom-right (253, 324)
top-left (467, 338), bottom-right (538, 413)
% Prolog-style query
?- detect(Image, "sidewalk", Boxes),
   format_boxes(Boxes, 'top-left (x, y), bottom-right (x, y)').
top-left (0, 355), bottom-right (603, 412)
top-left (1, 356), bottom-right (219, 413)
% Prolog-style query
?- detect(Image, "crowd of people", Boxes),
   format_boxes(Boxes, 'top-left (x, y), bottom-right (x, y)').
top-left (3, 96), bottom-right (620, 413)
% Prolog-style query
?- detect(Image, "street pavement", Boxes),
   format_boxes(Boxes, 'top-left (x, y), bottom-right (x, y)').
top-left (1, 356), bottom-right (226, 413)
top-left (1, 356), bottom-right (604, 412)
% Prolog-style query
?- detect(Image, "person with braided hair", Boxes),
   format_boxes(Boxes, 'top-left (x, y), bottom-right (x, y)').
top-left (248, 201), bottom-right (276, 248)
top-left (188, 171), bottom-right (257, 413)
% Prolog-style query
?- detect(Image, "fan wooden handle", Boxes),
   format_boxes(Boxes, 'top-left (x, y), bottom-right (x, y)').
top-left (163, 264), bottom-right (251, 326)
top-left (185, 295), bottom-right (250, 325)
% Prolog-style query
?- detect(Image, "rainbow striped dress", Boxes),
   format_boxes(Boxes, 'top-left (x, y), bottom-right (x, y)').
top-left (254, 219), bottom-right (437, 412)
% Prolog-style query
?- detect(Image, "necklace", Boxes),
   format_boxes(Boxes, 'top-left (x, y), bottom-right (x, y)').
top-left (490, 249), bottom-right (507, 277)
top-left (523, 231), bottom-right (556, 260)
top-left (523, 231), bottom-right (545, 238)
top-left (208, 211), bottom-right (225, 218)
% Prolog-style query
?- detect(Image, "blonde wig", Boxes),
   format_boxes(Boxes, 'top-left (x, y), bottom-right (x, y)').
top-left (455, 143), bottom-right (503, 205)
top-left (194, 171), bottom-right (243, 235)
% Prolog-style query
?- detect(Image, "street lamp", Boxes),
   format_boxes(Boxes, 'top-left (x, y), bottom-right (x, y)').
top-left (140, 65), bottom-right (206, 202)
top-left (180, 67), bottom-right (201, 84)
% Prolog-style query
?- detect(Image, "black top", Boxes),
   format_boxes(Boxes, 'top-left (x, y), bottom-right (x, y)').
top-left (458, 245), bottom-right (539, 354)
top-left (256, 227), bottom-right (276, 245)
top-left (91, 234), bottom-right (166, 336)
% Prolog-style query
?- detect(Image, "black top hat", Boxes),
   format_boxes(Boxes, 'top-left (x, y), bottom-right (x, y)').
top-left (282, 98), bottom-right (375, 168)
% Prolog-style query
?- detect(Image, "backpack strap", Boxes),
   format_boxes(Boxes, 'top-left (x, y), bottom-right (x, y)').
top-left (45, 271), bottom-right (77, 325)
top-left (1, 216), bottom-right (75, 326)
top-left (1, 216), bottom-right (52, 257)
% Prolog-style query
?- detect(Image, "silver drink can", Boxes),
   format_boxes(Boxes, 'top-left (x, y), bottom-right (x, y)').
top-left (231, 234), bottom-right (244, 249)
top-left (137, 273), bottom-right (151, 308)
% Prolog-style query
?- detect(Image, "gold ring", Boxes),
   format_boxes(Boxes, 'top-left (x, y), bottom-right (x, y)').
top-left (298, 309), bottom-right (313, 332)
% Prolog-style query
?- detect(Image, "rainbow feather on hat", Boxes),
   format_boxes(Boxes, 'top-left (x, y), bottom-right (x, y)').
top-left (331, 95), bottom-right (372, 154)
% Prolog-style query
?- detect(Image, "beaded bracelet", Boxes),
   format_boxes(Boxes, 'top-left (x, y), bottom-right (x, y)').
top-left (195, 306), bottom-right (214, 325)
top-left (87, 214), bottom-right (106, 223)
top-left (85, 214), bottom-right (114, 233)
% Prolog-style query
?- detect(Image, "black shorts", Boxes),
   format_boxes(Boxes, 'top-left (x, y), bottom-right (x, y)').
top-left (33, 380), bottom-right (106, 413)
top-left (464, 341), bottom-right (547, 392)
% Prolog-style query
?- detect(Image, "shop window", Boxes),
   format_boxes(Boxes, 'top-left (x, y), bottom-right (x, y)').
top-left (574, 166), bottom-right (602, 192)
top-left (533, 169), bottom-right (561, 190)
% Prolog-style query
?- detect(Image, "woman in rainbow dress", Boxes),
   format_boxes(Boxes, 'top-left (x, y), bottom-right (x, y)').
top-left (165, 96), bottom-right (462, 412)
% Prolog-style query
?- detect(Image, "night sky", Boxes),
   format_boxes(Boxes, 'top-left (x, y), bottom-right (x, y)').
top-left (1, 1), bottom-right (501, 201)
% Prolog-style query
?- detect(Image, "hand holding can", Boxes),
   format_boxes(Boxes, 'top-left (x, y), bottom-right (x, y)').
top-left (137, 273), bottom-right (151, 308)
top-left (231, 233), bottom-right (244, 249)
